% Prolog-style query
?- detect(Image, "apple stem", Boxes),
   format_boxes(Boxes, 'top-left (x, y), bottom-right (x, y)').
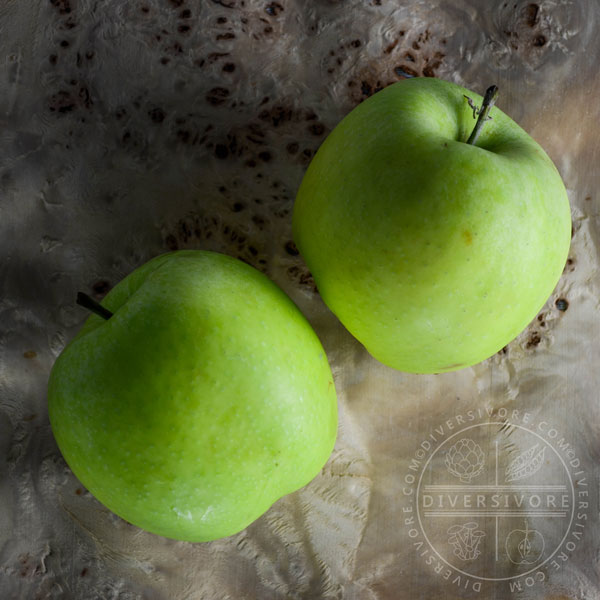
top-left (76, 292), bottom-right (113, 320)
top-left (465, 85), bottom-right (499, 146)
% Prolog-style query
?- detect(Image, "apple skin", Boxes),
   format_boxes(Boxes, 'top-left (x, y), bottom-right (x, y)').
top-left (48, 251), bottom-right (338, 542)
top-left (292, 77), bottom-right (571, 373)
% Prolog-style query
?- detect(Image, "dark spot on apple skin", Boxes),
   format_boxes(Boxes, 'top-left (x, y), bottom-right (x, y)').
top-left (461, 230), bottom-right (473, 245)
top-left (555, 298), bottom-right (569, 311)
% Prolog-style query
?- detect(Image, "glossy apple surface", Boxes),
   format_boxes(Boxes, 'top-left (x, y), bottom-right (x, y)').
top-left (293, 77), bottom-right (571, 373)
top-left (48, 250), bottom-right (337, 542)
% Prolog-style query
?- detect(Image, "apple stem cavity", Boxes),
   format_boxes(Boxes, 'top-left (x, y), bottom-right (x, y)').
top-left (465, 85), bottom-right (499, 146)
top-left (77, 292), bottom-right (114, 320)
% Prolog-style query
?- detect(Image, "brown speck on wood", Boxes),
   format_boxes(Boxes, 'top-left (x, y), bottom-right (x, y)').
top-left (309, 123), bottom-right (325, 136)
top-left (384, 40), bottom-right (398, 54)
top-left (265, 2), bottom-right (283, 16)
top-left (395, 65), bottom-right (418, 78)
top-left (92, 280), bottom-right (111, 296)
top-left (50, 0), bottom-right (72, 14)
top-left (165, 234), bottom-right (179, 250)
top-left (423, 60), bottom-right (442, 77)
top-left (206, 87), bottom-right (230, 105)
top-left (148, 107), bottom-right (165, 123)
top-left (214, 144), bottom-right (228, 159)
top-left (526, 332), bottom-right (541, 348)
top-left (285, 241), bottom-right (299, 256)
top-left (524, 3), bottom-right (539, 27)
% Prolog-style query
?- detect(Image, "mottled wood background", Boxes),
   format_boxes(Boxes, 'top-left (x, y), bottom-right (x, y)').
top-left (1, 0), bottom-right (598, 598)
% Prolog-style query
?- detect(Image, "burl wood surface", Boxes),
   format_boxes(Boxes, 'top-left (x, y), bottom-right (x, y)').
top-left (1, 1), bottom-right (598, 598)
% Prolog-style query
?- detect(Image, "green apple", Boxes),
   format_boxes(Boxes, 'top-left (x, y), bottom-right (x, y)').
top-left (48, 250), bottom-right (337, 542)
top-left (293, 77), bottom-right (571, 373)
